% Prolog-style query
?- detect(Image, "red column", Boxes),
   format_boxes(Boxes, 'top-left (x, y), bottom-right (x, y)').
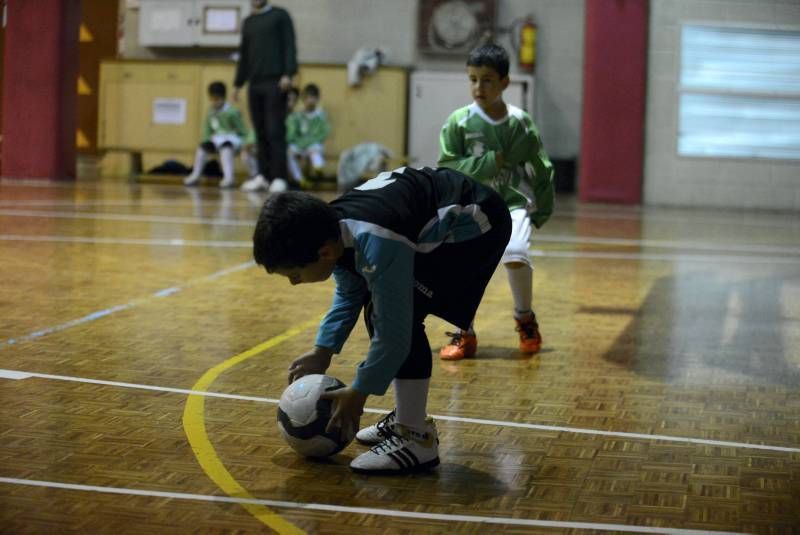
top-left (1, 0), bottom-right (81, 180)
top-left (579, 0), bottom-right (648, 204)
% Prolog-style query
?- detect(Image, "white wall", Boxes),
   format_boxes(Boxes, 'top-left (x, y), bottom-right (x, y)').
top-left (119, 0), bottom-right (584, 159)
top-left (645, 0), bottom-right (800, 210)
top-left (413, 0), bottom-right (585, 159)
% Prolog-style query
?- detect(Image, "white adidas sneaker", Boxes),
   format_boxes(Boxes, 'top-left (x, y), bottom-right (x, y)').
top-left (350, 418), bottom-right (439, 475)
top-left (268, 177), bottom-right (289, 193)
top-left (240, 174), bottom-right (269, 192)
top-left (183, 173), bottom-right (202, 187)
top-left (355, 410), bottom-right (397, 446)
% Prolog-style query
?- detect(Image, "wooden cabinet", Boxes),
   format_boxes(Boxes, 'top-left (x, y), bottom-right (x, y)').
top-left (138, 0), bottom-right (250, 47)
top-left (293, 66), bottom-right (407, 165)
top-left (97, 60), bottom-right (408, 175)
top-left (98, 62), bottom-right (202, 151)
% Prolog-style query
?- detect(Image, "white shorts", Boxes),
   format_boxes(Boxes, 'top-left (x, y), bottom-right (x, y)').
top-left (288, 143), bottom-right (325, 168)
top-left (501, 208), bottom-right (532, 267)
top-left (210, 134), bottom-right (242, 151)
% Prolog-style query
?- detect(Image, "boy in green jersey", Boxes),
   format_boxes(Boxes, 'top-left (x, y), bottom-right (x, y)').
top-left (184, 81), bottom-right (251, 189)
top-left (437, 43), bottom-right (554, 359)
top-left (286, 83), bottom-right (331, 185)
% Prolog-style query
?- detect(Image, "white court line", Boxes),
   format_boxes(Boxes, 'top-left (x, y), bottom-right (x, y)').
top-left (2, 368), bottom-right (798, 454)
top-left (553, 207), bottom-right (800, 230)
top-left (0, 199), bottom-right (259, 208)
top-left (0, 234), bottom-right (249, 248)
top-left (0, 477), bottom-right (744, 535)
top-left (534, 233), bottom-right (800, 256)
top-left (2, 207), bottom-right (797, 256)
top-left (0, 178), bottom-right (184, 191)
top-left (1, 176), bottom-right (796, 229)
top-left (2, 233), bottom-right (799, 265)
top-left (0, 209), bottom-right (252, 226)
top-left (2, 207), bottom-right (798, 256)
top-left (1, 196), bottom-right (796, 231)
top-left (0, 261), bottom-right (254, 348)
top-left (530, 249), bottom-right (800, 265)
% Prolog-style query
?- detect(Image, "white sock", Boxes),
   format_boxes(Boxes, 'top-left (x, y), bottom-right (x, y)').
top-left (189, 147), bottom-right (207, 178)
top-left (506, 263), bottom-right (533, 319)
top-left (394, 378), bottom-right (429, 430)
top-left (310, 148), bottom-right (325, 170)
top-left (219, 146), bottom-right (235, 182)
top-left (243, 151), bottom-right (259, 177)
top-left (287, 148), bottom-right (304, 181)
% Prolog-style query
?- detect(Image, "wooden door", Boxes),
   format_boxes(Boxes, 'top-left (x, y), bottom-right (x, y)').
top-left (78, 0), bottom-right (119, 153)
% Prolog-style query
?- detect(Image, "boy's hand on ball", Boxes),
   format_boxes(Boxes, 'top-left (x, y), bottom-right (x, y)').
top-left (320, 387), bottom-right (367, 441)
top-left (288, 347), bottom-right (333, 383)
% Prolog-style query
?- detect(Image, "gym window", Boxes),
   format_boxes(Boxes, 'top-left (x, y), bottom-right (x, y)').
top-left (678, 24), bottom-right (800, 160)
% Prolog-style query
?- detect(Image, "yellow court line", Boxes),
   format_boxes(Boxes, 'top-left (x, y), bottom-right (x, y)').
top-left (183, 318), bottom-right (321, 534)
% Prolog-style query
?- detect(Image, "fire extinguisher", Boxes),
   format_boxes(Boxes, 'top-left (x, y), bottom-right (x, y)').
top-left (516, 17), bottom-right (537, 73)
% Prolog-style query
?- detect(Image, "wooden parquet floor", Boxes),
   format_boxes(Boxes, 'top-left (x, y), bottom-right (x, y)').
top-left (0, 177), bottom-right (798, 534)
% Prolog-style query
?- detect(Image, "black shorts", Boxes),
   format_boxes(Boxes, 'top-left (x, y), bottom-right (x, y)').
top-left (364, 189), bottom-right (511, 380)
top-left (199, 141), bottom-right (235, 153)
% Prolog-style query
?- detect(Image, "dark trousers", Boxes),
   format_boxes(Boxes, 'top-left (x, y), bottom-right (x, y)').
top-left (248, 82), bottom-right (288, 181)
top-left (364, 191), bottom-right (512, 381)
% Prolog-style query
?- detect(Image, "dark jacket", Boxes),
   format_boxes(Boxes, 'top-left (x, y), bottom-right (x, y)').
top-left (234, 7), bottom-right (297, 87)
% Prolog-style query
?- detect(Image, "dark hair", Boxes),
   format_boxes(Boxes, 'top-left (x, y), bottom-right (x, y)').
top-left (288, 86), bottom-right (300, 98)
top-left (466, 43), bottom-right (510, 78)
top-left (253, 192), bottom-right (340, 270)
top-left (208, 81), bottom-right (227, 98)
top-left (302, 83), bottom-right (320, 98)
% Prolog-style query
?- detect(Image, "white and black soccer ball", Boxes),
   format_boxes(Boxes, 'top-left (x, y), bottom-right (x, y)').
top-left (276, 374), bottom-right (355, 457)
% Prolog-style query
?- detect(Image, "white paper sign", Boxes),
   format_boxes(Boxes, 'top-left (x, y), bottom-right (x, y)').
top-left (152, 98), bottom-right (187, 125)
top-left (204, 8), bottom-right (238, 33)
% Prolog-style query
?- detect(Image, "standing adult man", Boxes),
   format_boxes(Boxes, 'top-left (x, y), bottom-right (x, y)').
top-left (235, 0), bottom-right (297, 193)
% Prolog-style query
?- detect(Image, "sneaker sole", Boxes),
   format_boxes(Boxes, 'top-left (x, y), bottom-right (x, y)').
top-left (350, 457), bottom-right (440, 475)
top-left (439, 353), bottom-right (468, 360)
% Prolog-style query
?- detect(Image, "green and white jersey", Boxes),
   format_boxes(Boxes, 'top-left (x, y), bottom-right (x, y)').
top-left (438, 102), bottom-right (554, 228)
top-left (201, 102), bottom-right (250, 143)
top-left (286, 108), bottom-right (331, 150)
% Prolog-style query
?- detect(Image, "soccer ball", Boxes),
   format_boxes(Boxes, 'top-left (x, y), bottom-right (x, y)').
top-left (276, 374), bottom-right (355, 457)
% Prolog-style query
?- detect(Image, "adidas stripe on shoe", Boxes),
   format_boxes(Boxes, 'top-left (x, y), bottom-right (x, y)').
top-left (350, 419), bottom-right (439, 475)
top-left (355, 409), bottom-right (397, 446)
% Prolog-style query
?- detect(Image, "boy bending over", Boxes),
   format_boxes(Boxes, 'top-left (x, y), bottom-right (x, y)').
top-left (253, 166), bottom-right (510, 474)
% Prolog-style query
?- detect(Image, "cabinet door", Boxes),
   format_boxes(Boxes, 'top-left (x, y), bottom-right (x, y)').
top-left (139, 0), bottom-right (196, 47)
top-left (408, 72), bottom-right (471, 168)
top-left (130, 82), bottom-right (200, 151)
top-left (103, 82), bottom-right (198, 151)
top-left (99, 62), bottom-right (201, 151)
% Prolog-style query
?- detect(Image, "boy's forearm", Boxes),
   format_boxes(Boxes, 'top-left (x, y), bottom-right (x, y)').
top-left (439, 151), bottom-right (499, 181)
top-left (315, 271), bottom-right (365, 353)
top-left (312, 345), bottom-right (335, 357)
top-left (234, 41), bottom-right (248, 87)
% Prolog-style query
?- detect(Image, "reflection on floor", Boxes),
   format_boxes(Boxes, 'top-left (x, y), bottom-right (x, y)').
top-left (0, 176), bottom-right (798, 533)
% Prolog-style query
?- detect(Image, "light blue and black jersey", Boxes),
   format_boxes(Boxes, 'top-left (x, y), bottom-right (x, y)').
top-left (315, 166), bottom-right (509, 395)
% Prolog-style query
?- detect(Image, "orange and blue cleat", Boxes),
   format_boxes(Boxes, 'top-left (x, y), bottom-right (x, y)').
top-left (439, 330), bottom-right (477, 360)
top-left (516, 314), bottom-right (542, 354)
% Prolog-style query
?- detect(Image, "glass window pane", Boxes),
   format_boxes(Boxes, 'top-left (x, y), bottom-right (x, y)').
top-left (681, 25), bottom-right (800, 94)
top-left (679, 93), bottom-right (800, 159)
